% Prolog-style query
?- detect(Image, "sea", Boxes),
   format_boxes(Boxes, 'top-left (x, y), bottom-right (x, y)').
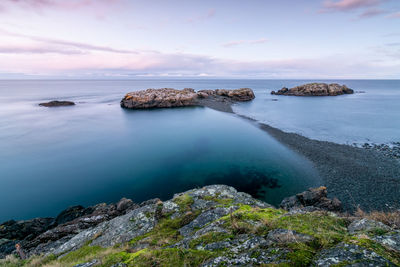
top-left (0, 79), bottom-right (399, 221)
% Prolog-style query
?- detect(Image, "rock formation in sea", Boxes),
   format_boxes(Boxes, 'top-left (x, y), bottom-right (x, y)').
top-left (39, 100), bottom-right (75, 107)
top-left (1, 185), bottom-right (399, 266)
top-left (271, 83), bottom-right (354, 96)
top-left (120, 88), bottom-right (255, 109)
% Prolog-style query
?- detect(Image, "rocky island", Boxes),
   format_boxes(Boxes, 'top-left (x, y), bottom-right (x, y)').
top-left (120, 88), bottom-right (255, 112)
top-left (1, 185), bottom-right (399, 266)
top-left (271, 83), bottom-right (354, 96)
top-left (39, 101), bottom-right (75, 107)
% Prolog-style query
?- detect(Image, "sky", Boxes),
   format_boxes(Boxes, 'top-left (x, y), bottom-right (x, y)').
top-left (0, 0), bottom-right (399, 79)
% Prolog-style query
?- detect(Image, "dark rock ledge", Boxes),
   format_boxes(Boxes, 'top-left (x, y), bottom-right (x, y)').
top-left (1, 185), bottom-right (399, 266)
top-left (271, 83), bottom-right (354, 96)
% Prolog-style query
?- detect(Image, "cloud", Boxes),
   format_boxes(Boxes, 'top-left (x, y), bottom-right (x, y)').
top-left (187, 8), bottom-right (215, 23)
top-left (222, 38), bottom-right (268, 48)
top-left (0, 45), bottom-right (86, 55)
top-left (387, 12), bottom-right (400, 18)
top-left (358, 8), bottom-right (386, 18)
top-left (2, 46), bottom-right (397, 79)
top-left (321, 0), bottom-right (383, 12)
top-left (0, 28), bottom-right (138, 54)
top-left (0, 0), bottom-right (124, 18)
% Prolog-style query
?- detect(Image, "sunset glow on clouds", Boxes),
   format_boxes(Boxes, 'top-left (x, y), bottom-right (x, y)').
top-left (0, 0), bottom-right (399, 78)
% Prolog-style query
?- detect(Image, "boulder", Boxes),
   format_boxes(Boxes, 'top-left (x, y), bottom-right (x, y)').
top-left (39, 101), bottom-right (75, 107)
top-left (347, 218), bottom-right (392, 234)
top-left (373, 233), bottom-right (400, 252)
top-left (266, 229), bottom-right (314, 245)
top-left (272, 83), bottom-right (354, 96)
top-left (280, 186), bottom-right (342, 212)
top-left (314, 243), bottom-right (396, 266)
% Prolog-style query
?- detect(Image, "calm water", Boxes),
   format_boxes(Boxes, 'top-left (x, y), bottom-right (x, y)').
top-left (0, 79), bottom-right (321, 221)
top-left (233, 80), bottom-right (400, 144)
top-left (0, 79), bottom-right (398, 221)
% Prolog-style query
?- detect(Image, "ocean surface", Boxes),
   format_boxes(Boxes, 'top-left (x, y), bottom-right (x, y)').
top-left (0, 79), bottom-right (399, 221)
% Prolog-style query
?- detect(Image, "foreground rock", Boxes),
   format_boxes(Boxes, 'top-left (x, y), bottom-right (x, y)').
top-left (39, 100), bottom-right (75, 107)
top-left (120, 88), bottom-right (255, 109)
top-left (1, 185), bottom-right (399, 266)
top-left (280, 186), bottom-right (342, 212)
top-left (271, 83), bottom-right (354, 96)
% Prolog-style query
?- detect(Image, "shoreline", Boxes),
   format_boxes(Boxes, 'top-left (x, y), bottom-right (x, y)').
top-left (199, 99), bottom-right (400, 212)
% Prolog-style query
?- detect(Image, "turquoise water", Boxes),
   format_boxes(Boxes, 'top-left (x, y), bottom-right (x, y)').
top-left (1, 79), bottom-right (399, 221)
top-left (0, 80), bottom-right (322, 221)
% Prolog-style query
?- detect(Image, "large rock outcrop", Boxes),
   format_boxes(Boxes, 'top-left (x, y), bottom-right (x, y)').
top-left (120, 88), bottom-right (255, 109)
top-left (1, 185), bottom-right (398, 266)
top-left (271, 83), bottom-right (354, 96)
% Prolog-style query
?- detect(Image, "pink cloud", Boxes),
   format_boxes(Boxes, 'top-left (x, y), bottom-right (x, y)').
top-left (387, 12), bottom-right (400, 18)
top-left (359, 8), bottom-right (386, 18)
top-left (222, 38), bottom-right (268, 48)
top-left (0, 28), bottom-right (137, 54)
top-left (321, 0), bottom-right (383, 12)
top-left (0, 48), bottom-right (398, 79)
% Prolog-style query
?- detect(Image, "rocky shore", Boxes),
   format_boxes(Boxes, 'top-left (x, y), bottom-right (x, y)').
top-left (1, 185), bottom-right (399, 266)
top-left (271, 83), bottom-right (354, 96)
top-left (254, 120), bottom-right (400, 213)
top-left (120, 88), bottom-right (255, 111)
top-left (358, 142), bottom-right (400, 160)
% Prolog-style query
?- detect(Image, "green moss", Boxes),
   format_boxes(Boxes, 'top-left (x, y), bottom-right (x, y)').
top-left (352, 238), bottom-right (400, 265)
top-left (370, 228), bottom-right (390, 236)
top-left (173, 194), bottom-right (194, 212)
top-left (100, 249), bottom-right (148, 266)
top-left (130, 210), bottom-right (200, 248)
top-left (270, 212), bottom-right (348, 248)
top-left (286, 243), bottom-right (316, 266)
top-left (202, 195), bottom-right (234, 205)
top-left (144, 211), bottom-right (154, 218)
top-left (189, 232), bottom-right (234, 249)
top-left (59, 245), bottom-right (106, 265)
top-left (220, 205), bottom-right (285, 223)
top-left (124, 248), bottom-right (215, 267)
top-left (218, 205), bottom-right (286, 234)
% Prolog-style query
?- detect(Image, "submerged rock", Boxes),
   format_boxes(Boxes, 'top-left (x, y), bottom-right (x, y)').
top-left (120, 88), bottom-right (255, 109)
top-left (39, 100), bottom-right (75, 107)
top-left (271, 83), bottom-right (354, 96)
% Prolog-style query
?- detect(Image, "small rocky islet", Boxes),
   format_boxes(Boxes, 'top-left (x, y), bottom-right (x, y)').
top-left (120, 88), bottom-right (255, 110)
top-left (271, 83), bottom-right (354, 96)
top-left (39, 101), bottom-right (75, 107)
top-left (1, 185), bottom-right (399, 266)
